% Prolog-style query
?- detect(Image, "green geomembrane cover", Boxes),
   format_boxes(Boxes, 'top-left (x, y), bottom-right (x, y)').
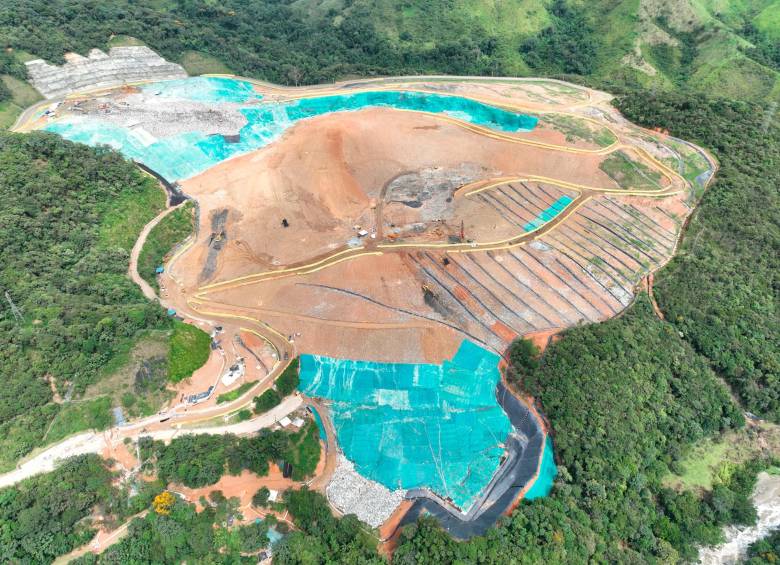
top-left (141, 76), bottom-right (263, 103)
top-left (299, 340), bottom-right (512, 510)
top-left (524, 437), bottom-right (557, 499)
top-left (523, 195), bottom-right (574, 232)
top-left (44, 78), bottom-right (537, 182)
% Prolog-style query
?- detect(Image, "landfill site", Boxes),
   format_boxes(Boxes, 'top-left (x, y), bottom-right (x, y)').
top-left (16, 46), bottom-right (716, 545)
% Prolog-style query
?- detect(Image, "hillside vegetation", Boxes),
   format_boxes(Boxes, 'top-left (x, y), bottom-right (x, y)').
top-left (0, 0), bottom-right (777, 100)
top-left (0, 133), bottom-right (207, 471)
top-left (614, 89), bottom-right (780, 421)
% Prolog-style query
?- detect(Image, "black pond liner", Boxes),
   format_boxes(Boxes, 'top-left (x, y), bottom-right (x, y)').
top-left (134, 160), bottom-right (188, 205)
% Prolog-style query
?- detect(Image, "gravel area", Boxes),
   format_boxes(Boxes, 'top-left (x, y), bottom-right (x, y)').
top-left (326, 455), bottom-right (405, 528)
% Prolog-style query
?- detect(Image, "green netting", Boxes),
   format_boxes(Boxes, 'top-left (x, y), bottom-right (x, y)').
top-left (523, 195), bottom-right (574, 232)
top-left (299, 340), bottom-right (512, 510)
top-left (141, 76), bottom-right (263, 103)
top-left (44, 119), bottom-right (218, 180)
top-left (44, 78), bottom-right (538, 182)
top-left (524, 437), bottom-right (557, 499)
top-left (275, 90), bottom-right (538, 132)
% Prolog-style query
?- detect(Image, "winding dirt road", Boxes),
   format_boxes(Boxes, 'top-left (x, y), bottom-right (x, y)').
top-left (0, 395), bottom-right (303, 488)
top-left (127, 201), bottom-right (185, 301)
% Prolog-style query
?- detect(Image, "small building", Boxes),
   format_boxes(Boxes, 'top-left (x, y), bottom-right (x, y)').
top-left (292, 417), bottom-right (305, 428)
top-left (279, 416), bottom-right (292, 428)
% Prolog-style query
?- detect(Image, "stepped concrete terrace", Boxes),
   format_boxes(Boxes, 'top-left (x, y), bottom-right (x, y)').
top-left (25, 46), bottom-right (186, 99)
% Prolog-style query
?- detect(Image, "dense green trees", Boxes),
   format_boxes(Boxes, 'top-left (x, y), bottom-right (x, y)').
top-left (139, 422), bottom-right (320, 488)
top-left (276, 357), bottom-right (300, 397)
top-left (0, 0), bottom-right (775, 100)
top-left (0, 132), bottom-right (210, 471)
top-left (0, 0), bottom-right (511, 85)
top-left (0, 132), bottom-right (172, 470)
top-left (506, 337), bottom-right (540, 385)
top-left (275, 488), bottom-right (382, 564)
top-left (73, 494), bottom-right (259, 564)
top-left (613, 90), bottom-right (780, 421)
top-left (0, 455), bottom-right (115, 563)
top-left (254, 388), bottom-right (282, 414)
top-left (520, 0), bottom-right (599, 75)
top-left (252, 486), bottom-right (271, 508)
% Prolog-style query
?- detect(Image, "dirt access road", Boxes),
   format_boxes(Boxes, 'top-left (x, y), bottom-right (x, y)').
top-left (127, 201), bottom-right (185, 301)
top-left (0, 395), bottom-right (302, 488)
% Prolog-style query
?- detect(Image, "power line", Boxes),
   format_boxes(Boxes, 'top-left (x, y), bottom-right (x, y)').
top-left (4, 290), bottom-right (23, 322)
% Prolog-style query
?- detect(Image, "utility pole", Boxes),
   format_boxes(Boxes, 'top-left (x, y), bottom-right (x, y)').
top-left (4, 290), bottom-right (22, 322)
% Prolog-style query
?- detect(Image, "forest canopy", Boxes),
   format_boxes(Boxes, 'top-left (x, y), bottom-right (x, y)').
top-left (0, 132), bottom-right (210, 472)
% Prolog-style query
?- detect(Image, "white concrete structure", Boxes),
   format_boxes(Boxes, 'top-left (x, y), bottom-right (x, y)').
top-left (25, 46), bottom-right (186, 99)
top-left (221, 359), bottom-right (245, 387)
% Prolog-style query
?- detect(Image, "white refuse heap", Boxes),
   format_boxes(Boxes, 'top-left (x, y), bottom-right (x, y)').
top-left (326, 455), bottom-right (405, 528)
top-left (221, 359), bottom-right (245, 387)
top-left (25, 46), bottom-right (187, 99)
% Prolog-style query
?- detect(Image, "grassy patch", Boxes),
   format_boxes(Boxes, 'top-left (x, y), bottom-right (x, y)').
top-left (168, 321), bottom-right (211, 382)
top-left (138, 202), bottom-right (194, 292)
top-left (108, 35), bottom-right (146, 47)
top-left (664, 423), bottom-right (780, 492)
top-left (0, 100), bottom-right (21, 129)
top-left (98, 179), bottom-right (166, 251)
top-left (541, 114), bottom-right (617, 147)
top-left (10, 49), bottom-right (39, 63)
top-left (0, 404), bottom-right (59, 472)
top-left (0, 75), bottom-right (43, 130)
top-left (216, 381), bottom-right (254, 404)
top-left (284, 420), bottom-right (321, 480)
top-left (179, 51), bottom-right (233, 75)
top-left (661, 138), bottom-right (711, 185)
top-left (44, 396), bottom-right (113, 444)
top-left (85, 334), bottom-right (174, 419)
top-left (2, 75), bottom-right (41, 107)
top-left (599, 151), bottom-right (664, 189)
top-left (754, 2), bottom-right (780, 40)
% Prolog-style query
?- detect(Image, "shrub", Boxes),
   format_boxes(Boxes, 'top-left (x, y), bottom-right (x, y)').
top-left (254, 389), bottom-right (281, 414)
top-left (276, 358), bottom-right (300, 397)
